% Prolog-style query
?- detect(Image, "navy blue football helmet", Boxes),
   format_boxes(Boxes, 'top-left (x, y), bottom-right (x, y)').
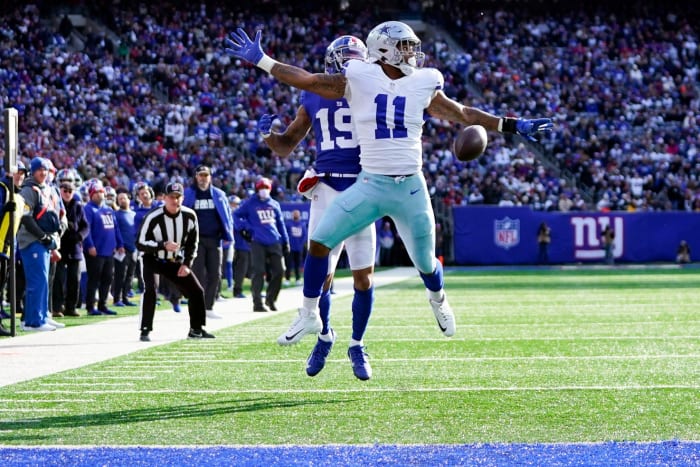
top-left (324, 35), bottom-right (368, 74)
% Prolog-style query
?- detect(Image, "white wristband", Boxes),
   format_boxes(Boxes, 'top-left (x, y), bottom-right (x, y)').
top-left (257, 55), bottom-right (278, 73)
top-left (497, 118), bottom-right (504, 132)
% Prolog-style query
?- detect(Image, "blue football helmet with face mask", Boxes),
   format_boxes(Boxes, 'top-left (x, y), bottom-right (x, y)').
top-left (324, 35), bottom-right (368, 74)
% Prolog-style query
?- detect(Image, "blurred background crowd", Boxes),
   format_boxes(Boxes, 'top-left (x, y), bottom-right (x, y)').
top-left (1, 0), bottom-right (699, 214)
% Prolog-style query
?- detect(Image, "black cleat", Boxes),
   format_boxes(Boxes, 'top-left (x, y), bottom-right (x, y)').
top-left (188, 328), bottom-right (215, 339)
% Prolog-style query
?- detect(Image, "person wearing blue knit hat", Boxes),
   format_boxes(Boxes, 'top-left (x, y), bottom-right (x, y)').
top-left (17, 157), bottom-right (67, 331)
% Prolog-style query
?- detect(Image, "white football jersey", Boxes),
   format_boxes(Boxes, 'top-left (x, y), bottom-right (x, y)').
top-left (343, 60), bottom-right (444, 175)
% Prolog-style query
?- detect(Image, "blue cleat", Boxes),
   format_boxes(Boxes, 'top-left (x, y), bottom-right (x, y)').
top-left (306, 329), bottom-right (335, 377)
top-left (347, 345), bottom-right (372, 381)
top-left (99, 307), bottom-right (118, 316)
top-left (87, 308), bottom-right (102, 316)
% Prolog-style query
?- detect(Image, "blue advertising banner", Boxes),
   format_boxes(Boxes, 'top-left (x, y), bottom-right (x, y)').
top-left (452, 206), bottom-right (700, 265)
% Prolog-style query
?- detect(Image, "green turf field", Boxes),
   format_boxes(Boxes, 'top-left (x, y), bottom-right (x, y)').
top-left (1, 267), bottom-right (698, 445)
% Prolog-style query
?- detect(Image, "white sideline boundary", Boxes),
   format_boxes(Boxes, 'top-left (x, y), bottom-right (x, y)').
top-left (0, 267), bottom-right (417, 388)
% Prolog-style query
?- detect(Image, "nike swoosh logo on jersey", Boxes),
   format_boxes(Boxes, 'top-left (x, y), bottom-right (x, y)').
top-left (410, 189), bottom-right (420, 195)
top-left (285, 330), bottom-right (304, 341)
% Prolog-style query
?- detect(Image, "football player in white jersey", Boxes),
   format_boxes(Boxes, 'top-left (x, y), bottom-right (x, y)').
top-left (258, 36), bottom-right (377, 380)
top-left (225, 21), bottom-right (553, 376)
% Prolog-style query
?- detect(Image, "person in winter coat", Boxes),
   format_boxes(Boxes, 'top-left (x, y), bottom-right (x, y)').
top-left (83, 179), bottom-right (124, 316)
top-left (54, 180), bottom-right (89, 316)
top-left (233, 177), bottom-right (289, 312)
top-left (17, 157), bottom-right (67, 331)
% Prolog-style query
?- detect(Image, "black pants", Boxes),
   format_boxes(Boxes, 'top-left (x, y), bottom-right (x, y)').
top-left (284, 250), bottom-right (303, 281)
top-left (251, 242), bottom-right (283, 307)
top-left (85, 255), bottom-right (114, 311)
top-left (140, 255), bottom-right (206, 332)
top-left (192, 236), bottom-right (222, 310)
top-left (113, 251), bottom-right (137, 303)
top-left (233, 249), bottom-right (251, 296)
top-left (53, 257), bottom-right (81, 313)
top-left (0, 256), bottom-right (22, 315)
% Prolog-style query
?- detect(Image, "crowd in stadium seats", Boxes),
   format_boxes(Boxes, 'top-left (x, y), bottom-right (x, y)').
top-left (427, 1), bottom-right (700, 212)
top-left (1, 1), bottom-right (699, 213)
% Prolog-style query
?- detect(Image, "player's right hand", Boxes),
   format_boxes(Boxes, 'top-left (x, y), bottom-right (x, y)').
top-left (515, 118), bottom-right (553, 141)
top-left (224, 28), bottom-right (264, 65)
top-left (258, 114), bottom-right (277, 138)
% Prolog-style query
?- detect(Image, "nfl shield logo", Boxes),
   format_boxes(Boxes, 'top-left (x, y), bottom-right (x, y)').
top-left (494, 217), bottom-right (520, 250)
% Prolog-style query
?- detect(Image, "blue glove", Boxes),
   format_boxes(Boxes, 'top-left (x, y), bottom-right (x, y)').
top-left (515, 118), bottom-right (553, 141)
top-left (224, 28), bottom-right (264, 65)
top-left (258, 114), bottom-right (277, 138)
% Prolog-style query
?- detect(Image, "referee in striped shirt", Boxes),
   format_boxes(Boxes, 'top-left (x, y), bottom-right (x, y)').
top-left (135, 182), bottom-right (214, 341)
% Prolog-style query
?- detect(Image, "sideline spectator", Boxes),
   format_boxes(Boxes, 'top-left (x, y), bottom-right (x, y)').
top-left (54, 180), bottom-right (89, 317)
top-left (676, 240), bottom-right (691, 264)
top-left (183, 165), bottom-right (234, 319)
top-left (83, 179), bottom-right (125, 316)
top-left (112, 190), bottom-right (138, 307)
top-left (17, 157), bottom-right (67, 331)
top-left (234, 177), bottom-right (289, 312)
top-left (231, 196), bottom-right (252, 299)
top-left (284, 209), bottom-right (307, 285)
top-left (537, 222), bottom-right (551, 264)
top-left (601, 225), bottom-right (615, 265)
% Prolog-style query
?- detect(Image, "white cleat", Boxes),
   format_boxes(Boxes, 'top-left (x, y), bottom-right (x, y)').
top-left (277, 308), bottom-right (322, 346)
top-left (428, 293), bottom-right (456, 337)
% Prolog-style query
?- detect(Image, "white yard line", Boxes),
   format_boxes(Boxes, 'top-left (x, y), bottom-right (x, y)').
top-left (11, 385), bottom-right (700, 396)
top-left (104, 354), bottom-right (700, 365)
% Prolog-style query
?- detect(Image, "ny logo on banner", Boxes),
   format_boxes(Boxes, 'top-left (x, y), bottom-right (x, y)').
top-left (494, 217), bottom-right (520, 250)
top-left (571, 216), bottom-right (624, 260)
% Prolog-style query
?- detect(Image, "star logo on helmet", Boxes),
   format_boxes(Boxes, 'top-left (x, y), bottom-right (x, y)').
top-left (379, 25), bottom-right (392, 35)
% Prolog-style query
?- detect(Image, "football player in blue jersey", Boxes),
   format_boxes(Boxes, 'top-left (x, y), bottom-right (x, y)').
top-left (225, 21), bottom-right (553, 379)
top-left (257, 36), bottom-right (377, 380)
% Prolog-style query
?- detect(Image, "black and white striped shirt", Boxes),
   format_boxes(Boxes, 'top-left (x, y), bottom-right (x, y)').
top-left (135, 205), bottom-right (199, 267)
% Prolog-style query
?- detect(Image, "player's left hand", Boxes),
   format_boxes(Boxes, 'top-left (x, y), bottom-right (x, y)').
top-left (224, 28), bottom-right (264, 65)
top-left (258, 114), bottom-right (277, 138)
top-left (515, 118), bottom-right (553, 141)
top-left (282, 243), bottom-right (290, 256)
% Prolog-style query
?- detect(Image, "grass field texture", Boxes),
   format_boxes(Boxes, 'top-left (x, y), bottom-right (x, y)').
top-left (1, 267), bottom-right (698, 446)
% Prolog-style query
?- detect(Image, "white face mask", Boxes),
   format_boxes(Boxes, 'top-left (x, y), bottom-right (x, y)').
top-left (258, 189), bottom-right (270, 200)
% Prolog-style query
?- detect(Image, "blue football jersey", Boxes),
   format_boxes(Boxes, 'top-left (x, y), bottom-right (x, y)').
top-left (301, 91), bottom-right (361, 177)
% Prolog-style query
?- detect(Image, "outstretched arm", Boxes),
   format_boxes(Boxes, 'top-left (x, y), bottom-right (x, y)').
top-left (427, 91), bottom-right (554, 141)
top-left (258, 106), bottom-right (313, 156)
top-left (225, 28), bottom-right (345, 100)
top-left (427, 91), bottom-right (501, 130)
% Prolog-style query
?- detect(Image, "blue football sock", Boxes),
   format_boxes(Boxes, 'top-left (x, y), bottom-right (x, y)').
top-left (318, 289), bottom-right (331, 335)
top-left (351, 285), bottom-right (374, 341)
top-left (419, 260), bottom-right (444, 292)
top-left (302, 254), bottom-right (328, 300)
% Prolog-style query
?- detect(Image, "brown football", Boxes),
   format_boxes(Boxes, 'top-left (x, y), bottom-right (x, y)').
top-left (453, 125), bottom-right (488, 162)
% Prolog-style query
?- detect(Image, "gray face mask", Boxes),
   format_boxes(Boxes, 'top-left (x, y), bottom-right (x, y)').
top-left (258, 189), bottom-right (270, 200)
